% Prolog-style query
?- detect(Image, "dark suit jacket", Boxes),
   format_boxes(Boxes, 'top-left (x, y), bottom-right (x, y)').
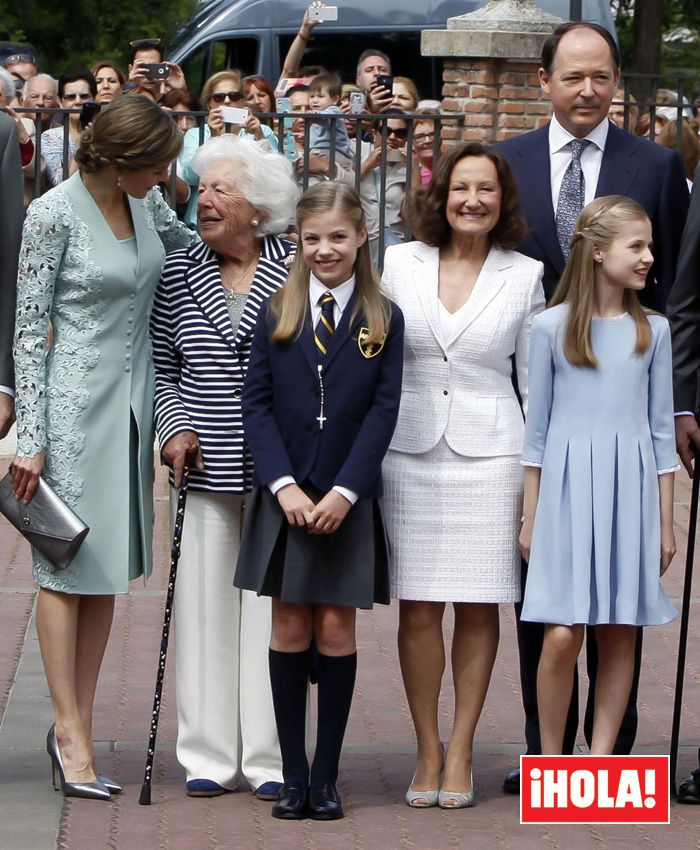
top-left (243, 292), bottom-right (404, 499)
top-left (0, 112), bottom-right (24, 389)
top-left (667, 163), bottom-right (700, 412)
top-left (495, 121), bottom-right (689, 310)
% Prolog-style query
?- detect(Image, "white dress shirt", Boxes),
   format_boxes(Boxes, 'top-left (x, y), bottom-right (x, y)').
top-left (549, 115), bottom-right (609, 214)
top-left (269, 272), bottom-right (358, 505)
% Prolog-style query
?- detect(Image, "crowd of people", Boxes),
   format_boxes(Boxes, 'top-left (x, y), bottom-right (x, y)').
top-left (3, 12), bottom-right (700, 824)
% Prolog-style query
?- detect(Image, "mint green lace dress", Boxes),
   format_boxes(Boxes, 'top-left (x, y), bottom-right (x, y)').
top-left (14, 172), bottom-right (199, 593)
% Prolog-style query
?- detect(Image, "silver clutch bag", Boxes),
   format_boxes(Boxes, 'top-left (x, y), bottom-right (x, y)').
top-left (0, 472), bottom-right (89, 571)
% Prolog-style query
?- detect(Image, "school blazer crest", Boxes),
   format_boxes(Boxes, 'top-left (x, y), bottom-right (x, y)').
top-left (243, 292), bottom-right (405, 500)
top-left (381, 240), bottom-right (545, 457)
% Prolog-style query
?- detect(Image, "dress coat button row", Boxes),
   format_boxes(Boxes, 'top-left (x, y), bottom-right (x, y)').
top-left (233, 389), bottom-right (242, 400)
top-left (125, 367), bottom-right (131, 372)
top-left (443, 355), bottom-right (448, 362)
top-left (443, 390), bottom-right (448, 396)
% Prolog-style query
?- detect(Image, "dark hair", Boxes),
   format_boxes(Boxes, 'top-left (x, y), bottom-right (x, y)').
top-left (372, 107), bottom-right (407, 129)
top-left (285, 83), bottom-right (309, 97)
top-left (160, 88), bottom-right (203, 112)
top-left (356, 49), bottom-right (391, 74)
top-left (407, 142), bottom-right (527, 250)
top-left (298, 65), bottom-right (327, 78)
top-left (541, 22), bottom-right (620, 76)
top-left (308, 72), bottom-right (342, 99)
top-left (128, 38), bottom-right (163, 63)
top-left (59, 69), bottom-right (97, 99)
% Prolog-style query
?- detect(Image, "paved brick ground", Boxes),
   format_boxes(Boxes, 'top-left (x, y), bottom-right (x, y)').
top-left (2, 459), bottom-right (700, 849)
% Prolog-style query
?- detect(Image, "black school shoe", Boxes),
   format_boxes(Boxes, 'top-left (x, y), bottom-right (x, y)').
top-left (502, 767), bottom-right (520, 794)
top-left (308, 780), bottom-right (344, 820)
top-left (678, 766), bottom-right (700, 804)
top-left (271, 780), bottom-right (308, 819)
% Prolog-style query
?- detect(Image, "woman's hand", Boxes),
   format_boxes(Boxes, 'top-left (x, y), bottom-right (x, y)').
top-left (207, 107), bottom-right (225, 137)
top-left (308, 490), bottom-right (352, 534)
top-left (11, 451), bottom-right (45, 505)
top-left (161, 430), bottom-right (203, 488)
top-left (244, 112), bottom-right (264, 139)
top-left (660, 525), bottom-right (677, 576)
top-left (277, 483), bottom-right (315, 526)
top-left (519, 517), bottom-right (533, 562)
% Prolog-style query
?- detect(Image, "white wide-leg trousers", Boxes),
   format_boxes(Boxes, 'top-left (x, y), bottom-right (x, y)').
top-left (171, 489), bottom-right (282, 789)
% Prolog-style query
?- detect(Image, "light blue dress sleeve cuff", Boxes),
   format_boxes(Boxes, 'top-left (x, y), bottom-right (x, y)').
top-left (269, 475), bottom-right (296, 495)
top-left (675, 411), bottom-right (695, 417)
top-left (521, 460), bottom-right (543, 468)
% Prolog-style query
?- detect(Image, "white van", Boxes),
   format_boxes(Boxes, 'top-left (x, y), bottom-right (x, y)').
top-left (168, 0), bottom-right (617, 98)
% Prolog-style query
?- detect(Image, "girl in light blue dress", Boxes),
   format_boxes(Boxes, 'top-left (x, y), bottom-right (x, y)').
top-left (519, 196), bottom-right (679, 756)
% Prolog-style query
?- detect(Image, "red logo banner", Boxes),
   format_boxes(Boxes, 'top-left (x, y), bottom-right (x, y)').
top-left (520, 755), bottom-right (669, 824)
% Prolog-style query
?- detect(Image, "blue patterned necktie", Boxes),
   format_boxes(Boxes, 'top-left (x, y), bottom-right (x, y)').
top-left (556, 138), bottom-right (591, 259)
top-left (314, 291), bottom-right (336, 359)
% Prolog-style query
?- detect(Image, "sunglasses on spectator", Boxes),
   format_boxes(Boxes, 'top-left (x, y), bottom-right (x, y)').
top-left (62, 92), bottom-right (93, 102)
top-left (210, 91), bottom-right (244, 103)
top-left (129, 38), bottom-right (162, 50)
top-left (4, 53), bottom-right (37, 67)
top-left (378, 127), bottom-right (408, 140)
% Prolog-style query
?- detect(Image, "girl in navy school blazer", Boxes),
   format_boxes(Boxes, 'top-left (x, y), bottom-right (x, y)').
top-left (234, 182), bottom-right (404, 821)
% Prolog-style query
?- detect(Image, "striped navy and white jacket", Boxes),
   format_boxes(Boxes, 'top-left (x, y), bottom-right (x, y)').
top-left (150, 234), bottom-right (295, 493)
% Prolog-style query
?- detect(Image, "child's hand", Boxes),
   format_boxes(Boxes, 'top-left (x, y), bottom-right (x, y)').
top-left (660, 527), bottom-right (677, 576)
top-left (519, 518), bottom-right (533, 562)
top-left (308, 490), bottom-right (352, 534)
top-left (277, 483), bottom-right (315, 526)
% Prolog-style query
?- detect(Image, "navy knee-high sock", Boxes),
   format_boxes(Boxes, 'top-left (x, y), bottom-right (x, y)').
top-left (310, 651), bottom-right (357, 784)
top-left (268, 648), bottom-right (309, 783)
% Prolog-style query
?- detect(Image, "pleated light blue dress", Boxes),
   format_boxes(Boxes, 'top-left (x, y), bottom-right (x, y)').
top-left (520, 304), bottom-right (678, 627)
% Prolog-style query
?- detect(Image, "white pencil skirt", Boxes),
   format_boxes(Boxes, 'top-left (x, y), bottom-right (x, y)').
top-left (382, 438), bottom-right (522, 603)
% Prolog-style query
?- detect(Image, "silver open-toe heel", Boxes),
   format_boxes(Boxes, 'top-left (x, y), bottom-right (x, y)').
top-left (405, 744), bottom-right (444, 808)
top-left (47, 725), bottom-right (111, 801)
top-left (438, 768), bottom-right (474, 809)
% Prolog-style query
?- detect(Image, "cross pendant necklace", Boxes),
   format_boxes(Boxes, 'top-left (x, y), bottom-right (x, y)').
top-left (316, 364), bottom-right (326, 430)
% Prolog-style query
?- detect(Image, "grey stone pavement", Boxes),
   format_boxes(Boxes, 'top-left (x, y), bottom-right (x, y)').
top-left (2, 438), bottom-right (700, 849)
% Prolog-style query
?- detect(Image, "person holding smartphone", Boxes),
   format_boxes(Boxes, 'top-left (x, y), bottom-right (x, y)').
top-left (127, 38), bottom-right (187, 100)
top-left (41, 70), bottom-right (97, 187)
top-left (356, 50), bottom-right (394, 113)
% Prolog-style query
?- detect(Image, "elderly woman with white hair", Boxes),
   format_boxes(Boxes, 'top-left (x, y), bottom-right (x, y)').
top-left (150, 134), bottom-right (300, 800)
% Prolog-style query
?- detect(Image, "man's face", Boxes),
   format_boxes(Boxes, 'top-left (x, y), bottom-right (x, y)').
top-left (24, 78), bottom-right (58, 123)
top-left (539, 28), bottom-right (620, 138)
top-left (6, 57), bottom-right (37, 80)
top-left (129, 48), bottom-right (162, 75)
top-left (356, 54), bottom-right (390, 90)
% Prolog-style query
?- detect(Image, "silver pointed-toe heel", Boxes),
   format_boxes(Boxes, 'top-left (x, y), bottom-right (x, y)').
top-left (47, 725), bottom-right (111, 801)
top-left (97, 775), bottom-right (122, 794)
top-left (438, 769), bottom-right (474, 809)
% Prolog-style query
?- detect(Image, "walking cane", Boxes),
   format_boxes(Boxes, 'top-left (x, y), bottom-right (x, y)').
top-left (669, 447), bottom-right (700, 797)
top-left (139, 472), bottom-right (188, 806)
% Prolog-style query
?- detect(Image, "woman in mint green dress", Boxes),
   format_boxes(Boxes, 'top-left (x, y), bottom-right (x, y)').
top-left (11, 97), bottom-right (198, 799)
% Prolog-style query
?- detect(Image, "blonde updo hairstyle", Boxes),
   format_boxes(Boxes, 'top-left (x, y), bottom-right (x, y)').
top-left (75, 95), bottom-right (182, 174)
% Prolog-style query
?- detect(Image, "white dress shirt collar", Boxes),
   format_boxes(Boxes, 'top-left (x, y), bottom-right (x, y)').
top-left (548, 114), bottom-right (610, 154)
top-left (309, 272), bottom-right (356, 314)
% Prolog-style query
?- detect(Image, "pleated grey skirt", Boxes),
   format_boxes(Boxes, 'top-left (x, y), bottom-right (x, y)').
top-left (234, 486), bottom-right (390, 609)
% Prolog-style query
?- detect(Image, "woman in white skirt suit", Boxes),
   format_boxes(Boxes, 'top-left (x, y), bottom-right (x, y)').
top-left (381, 143), bottom-right (545, 809)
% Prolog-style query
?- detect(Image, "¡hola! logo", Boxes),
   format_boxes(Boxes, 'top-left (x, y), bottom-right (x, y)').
top-left (520, 755), bottom-right (669, 824)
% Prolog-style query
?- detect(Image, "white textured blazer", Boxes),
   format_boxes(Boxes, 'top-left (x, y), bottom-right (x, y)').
top-left (382, 240), bottom-right (545, 457)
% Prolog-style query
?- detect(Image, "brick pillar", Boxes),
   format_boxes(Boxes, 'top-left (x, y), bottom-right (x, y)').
top-left (422, 0), bottom-right (563, 145)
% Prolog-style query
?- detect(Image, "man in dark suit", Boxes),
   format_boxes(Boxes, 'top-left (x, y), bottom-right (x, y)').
top-left (666, 164), bottom-right (700, 804)
top-left (495, 21), bottom-right (689, 792)
top-left (0, 111), bottom-right (24, 437)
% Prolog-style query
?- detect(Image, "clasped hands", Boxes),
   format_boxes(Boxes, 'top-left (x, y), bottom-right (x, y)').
top-left (277, 483), bottom-right (351, 534)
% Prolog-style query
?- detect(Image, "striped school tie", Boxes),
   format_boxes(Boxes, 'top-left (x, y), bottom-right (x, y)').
top-left (314, 291), bottom-right (336, 359)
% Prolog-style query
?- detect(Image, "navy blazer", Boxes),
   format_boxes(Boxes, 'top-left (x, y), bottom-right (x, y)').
top-left (495, 121), bottom-right (689, 310)
top-left (243, 292), bottom-right (404, 499)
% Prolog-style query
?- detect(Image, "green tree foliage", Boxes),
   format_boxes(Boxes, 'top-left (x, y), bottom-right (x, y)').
top-left (0, 0), bottom-right (197, 75)
top-left (614, 0), bottom-right (700, 90)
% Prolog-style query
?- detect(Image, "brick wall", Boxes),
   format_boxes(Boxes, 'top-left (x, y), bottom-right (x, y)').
top-left (441, 59), bottom-right (551, 145)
